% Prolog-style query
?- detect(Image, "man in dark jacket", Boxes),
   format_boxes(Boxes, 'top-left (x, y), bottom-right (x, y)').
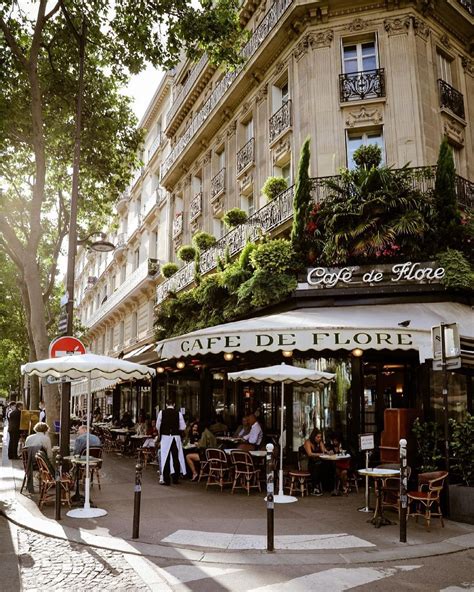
top-left (157, 401), bottom-right (186, 485)
top-left (8, 402), bottom-right (23, 460)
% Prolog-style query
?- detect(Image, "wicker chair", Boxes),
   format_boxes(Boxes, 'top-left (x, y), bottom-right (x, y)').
top-left (381, 466), bottom-right (411, 515)
top-left (206, 448), bottom-right (233, 491)
top-left (35, 452), bottom-right (72, 509)
top-left (230, 450), bottom-right (261, 495)
top-left (88, 447), bottom-right (103, 489)
top-left (408, 471), bottom-right (448, 530)
top-left (287, 448), bottom-right (312, 497)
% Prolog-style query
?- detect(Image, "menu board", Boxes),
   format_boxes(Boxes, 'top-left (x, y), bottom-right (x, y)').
top-left (359, 433), bottom-right (375, 451)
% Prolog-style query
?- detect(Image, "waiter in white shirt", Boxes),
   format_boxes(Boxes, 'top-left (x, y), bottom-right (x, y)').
top-left (239, 414), bottom-right (263, 451)
top-left (157, 401), bottom-right (186, 485)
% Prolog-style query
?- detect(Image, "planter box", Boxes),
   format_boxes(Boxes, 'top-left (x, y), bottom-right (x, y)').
top-left (449, 483), bottom-right (474, 524)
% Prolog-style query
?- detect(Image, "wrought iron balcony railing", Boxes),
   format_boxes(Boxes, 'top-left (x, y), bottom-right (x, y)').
top-left (237, 138), bottom-right (255, 175)
top-left (269, 100), bottom-right (292, 144)
top-left (85, 259), bottom-right (157, 328)
top-left (147, 133), bottom-right (163, 162)
top-left (438, 79), bottom-right (465, 120)
top-left (211, 168), bottom-right (225, 200)
top-left (166, 53), bottom-right (209, 128)
top-left (339, 68), bottom-right (385, 102)
top-left (173, 211), bottom-right (184, 238)
top-left (190, 192), bottom-right (202, 221)
top-left (160, 0), bottom-right (293, 179)
top-left (457, 0), bottom-right (473, 15)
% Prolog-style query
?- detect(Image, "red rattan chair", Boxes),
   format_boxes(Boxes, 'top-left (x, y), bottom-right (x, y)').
top-left (407, 471), bottom-right (448, 530)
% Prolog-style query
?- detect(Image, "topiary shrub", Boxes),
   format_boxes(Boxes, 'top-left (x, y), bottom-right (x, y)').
top-left (192, 231), bottom-right (217, 251)
top-left (177, 244), bottom-right (197, 262)
top-left (250, 239), bottom-right (295, 273)
top-left (437, 249), bottom-right (474, 290)
top-left (262, 176), bottom-right (288, 201)
top-left (353, 144), bottom-right (382, 170)
top-left (238, 241), bottom-right (257, 270)
top-left (161, 262), bottom-right (178, 278)
top-left (291, 138), bottom-right (312, 263)
top-left (223, 208), bottom-right (248, 228)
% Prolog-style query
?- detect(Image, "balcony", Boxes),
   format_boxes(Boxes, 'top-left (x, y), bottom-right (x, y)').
top-left (156, 187), bottom-right (167, 207)
top-left (269, 100), bottom-right (292, 144)
top-left (85, 259), bottom-right (157, 328)
top-left (237, 138), bottom-right (255, 176)
top-left (131, 167), bottom-right (143, 191)
top-left (160, 0), bottom-right (293, 181)
top-left (147, 133), bottom-right (162, 162)
top-left (339, 68), bottom-right (385, 102)
top-left (116, 190), bottom-right (130, 212)
top-left (457, 0), bottom-right (473, 15)
top-left (190, 192), bottom-right (202, 221)
top-left (438, 79), bottom-right (465, 120)
top-left (156, 166), bottom-right (472, 304)
top-left (173, 211), bottom-right (184, 238)
top-left (211, 168), bottom-right (225, 200)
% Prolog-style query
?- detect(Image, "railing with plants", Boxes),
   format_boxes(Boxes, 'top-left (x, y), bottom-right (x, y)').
top-left (211, 168), bottom-right (225, 199)
top-left (269, 100), bottom-right (291, 143)
top-left (339, 68), bottom-right (385, 102)
top-left (438, 79), bottom-right (465, 119)
top-left (237, 138), bottom-right (255, 175)
top-left (155, 166), bottom-right (472, 304)
top-left (86, 259), bottom-right (157, 328)
top-left (160, 0), bottom-right (293, 179)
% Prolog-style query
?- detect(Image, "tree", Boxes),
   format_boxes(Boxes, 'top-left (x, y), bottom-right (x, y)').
top-left (0, 0), bottom-right (244, 423)
top-left (290, 138), bottom-right (312, 264)
top-left (433, 138), bottom-right (462, 250)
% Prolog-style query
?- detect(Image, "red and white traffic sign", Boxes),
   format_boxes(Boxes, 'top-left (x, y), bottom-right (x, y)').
top-left (49, 336), bottom-right (86, 358)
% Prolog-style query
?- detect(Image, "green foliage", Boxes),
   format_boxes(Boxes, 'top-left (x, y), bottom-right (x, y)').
top-left (250, 239), bottom-right (295, 273)
top-left (219, 261), bottom-right (252, 293)
top-left (194, 275), bottom-right (229, 327)
top-left (261, 176), bottom-right (288, 201)
top-left (177, 245), bottom-right (197, 262)
top-left (193, 231), bottom-right (217, 251)
top-left (291, 138), bottom-right (312, 263)
top-left (155, 290), bottom-right (200, 340)
top-left (237, 269), bottom-right (297, 308)
top-left (353, 145), bottom-right (382, 170)
top-left (162, 262), bottom-right (179, 278)
top-left (450, 414), bottom-right (474, 487)
top-left (238, 242), bottom-right (257, 270)
top-left (433, 139), bottom-right (462, 250)
top-left (437, 249), bottom-right (474, 290)
top-left (412, 418), bottom-right (443, 472)
top-left (223, 208), bottom-right (248, 228)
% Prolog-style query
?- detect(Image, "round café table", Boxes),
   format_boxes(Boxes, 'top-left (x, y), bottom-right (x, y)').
top-left (358, 467), bottom-right (400, 528)
top-left (64, 455), bottom-right (100, 503)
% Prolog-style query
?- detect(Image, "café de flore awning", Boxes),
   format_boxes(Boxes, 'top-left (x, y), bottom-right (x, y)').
top-left (155, 302), bottom-right (473, 363)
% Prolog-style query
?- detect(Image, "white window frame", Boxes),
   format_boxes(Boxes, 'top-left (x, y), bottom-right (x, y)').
top-left (438, 51), bottom-right (452, 85)
top-left (342, 35), bottom-right (378, 74)
top-left (346, 129), bottom-right (385, 170)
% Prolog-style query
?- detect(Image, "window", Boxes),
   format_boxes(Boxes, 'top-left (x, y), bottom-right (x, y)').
top-left (150, 230), bottom-right (158, 259)
top-left (108, 326), bottom-right (114, 351)
top-left (438, 52), bottom-right (452, 85)
top-left (244, 118), bottom-right (253, 142)
top-left (119, 320), bottom-right (125, 345)
top-left (101, 333), bottom-right (106, 355)
top-left (241, 194), bottom-right (255, 217)
top-left (133, 247), bottom-right (140, 271)
top-left (131, 311), bottom-right (138, 340)
top-left (192, 174), bottom-right (202, 195)
top-left (346, 130), bottom-right (384, 170)
top-left (213, 217), bottom-right (225, 239)
top-left (272, 80), bottom-right (289, 114)
top-left (217, 148), bottom-right (225, 171)
top-left (274, 162), bottom-right (291, 186)
top-left (120, 264), bottom-right (126, 284)
top-left (343, 39), bottom-right (377, 73)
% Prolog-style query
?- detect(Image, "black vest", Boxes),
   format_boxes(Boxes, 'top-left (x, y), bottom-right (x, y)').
top-left (160, 408), bottom-right (180, 436)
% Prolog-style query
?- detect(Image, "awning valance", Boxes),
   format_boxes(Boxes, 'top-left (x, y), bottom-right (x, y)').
top-left (156, 302), bottom-right (473, 363)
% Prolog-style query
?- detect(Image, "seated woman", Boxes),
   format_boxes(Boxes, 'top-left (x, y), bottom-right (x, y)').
top-left (233, 416), bottom-right (250, 438)
top-left (328, 433), bottom-right (350, 495)
top-left (303, 429), bottom-right (328, 496)
top-left (135, 418), bottom-right (148, 436)
top-left (24, 422), bottom-right (53, 459)
top-left (186, 422), bottom-right (217, 481)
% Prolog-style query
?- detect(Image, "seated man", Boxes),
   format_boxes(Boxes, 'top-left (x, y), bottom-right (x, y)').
top-left (239, 414), bottom-right (263, 451)
top-left (233, 416), bottom-right (250, 438)
top-left (73, 425), bottom-right (102, 456)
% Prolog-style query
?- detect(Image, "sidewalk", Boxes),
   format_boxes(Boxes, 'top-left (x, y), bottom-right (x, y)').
top-left (1, 449), bottom-right (473, 566)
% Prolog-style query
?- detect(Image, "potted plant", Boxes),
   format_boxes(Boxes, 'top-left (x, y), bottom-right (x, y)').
top-left (223, 207), bottom-right (248, 228)
top-left (261, 176), bottom-right (288, 201)
top-left (192, 231), bottom-right (217, 251)
top-left (449, 415), bottom-right (474, 524)
top-left (177, 245), bottom-right (197, 262)
top-left (161, 262), bottom-right (178, 278)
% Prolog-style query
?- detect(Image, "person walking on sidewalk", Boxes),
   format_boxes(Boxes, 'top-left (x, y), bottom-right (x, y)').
top-left (157, 401), bottom-right (186, 486)
top-left (8, 402), bottom-right (23, 460)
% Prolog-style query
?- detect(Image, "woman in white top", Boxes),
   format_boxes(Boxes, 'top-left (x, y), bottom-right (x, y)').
top-left (24, 422), bottom-right (52, 459)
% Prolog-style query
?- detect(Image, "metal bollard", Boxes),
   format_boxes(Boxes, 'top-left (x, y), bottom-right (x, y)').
top-left (266, 443), bottom-right (274, 552)
top-left (399, 438), bottom-right (408, 543)
top-left (132, 462), bottom-right (143, 539)
top-left (55, 453), bottom-right (62, 521)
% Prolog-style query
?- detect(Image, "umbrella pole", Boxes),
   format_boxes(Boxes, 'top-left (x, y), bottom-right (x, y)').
top-left (83, 371), bottom-right (91, 510)
top-left (278, 382), bottom-right (284, 497)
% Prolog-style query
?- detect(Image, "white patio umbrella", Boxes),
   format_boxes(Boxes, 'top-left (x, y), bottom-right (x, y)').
top-left (21, 353), bottom-right (156, 519)
top-left (228, 363), bottom-right (335, 504)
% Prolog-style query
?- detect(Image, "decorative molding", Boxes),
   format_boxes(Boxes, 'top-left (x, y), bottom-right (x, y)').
top-left (461, 56), bottom-right (474, 77)
top-left (255, 83), bottom-right (268, 103)
top-left (239, 171), bottom-right (254, 197)
top-left (211, 194), bottom-right (225, 217)
top-left (190, 219), bottom-right (201, 235)
top-left (413, 18), bottom-right (430, 42)
top-left (293, 34), bottom-right (310, 61)
top-left (384, 16), bottom-right (410, 36)
top-left (226, 120), bottom-right (237, 138)
top-left (274, 61), bottom-right (285, 76)
top-left (272, 137), bottom-right (291, 166)
top-left (308, 29), bottom-right (334, 49)
top-left (348, 18), bottom-right (367, 32)
top-left (440, 34), bottom-right (451, 49)
top-left (203, 150), bottom-right (212, 165)
top-left (240, 102), bottom-right (251, 117)
top-left (442, 115), bottom-right (465, 147)
top-left (345, 106), bottom-right (383, 128)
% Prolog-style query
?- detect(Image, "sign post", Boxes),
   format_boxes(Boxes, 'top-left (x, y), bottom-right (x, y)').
top-left (399, 438), bottom-right (408, 543)
top-left (266, 443), bottom-right (275, 552)
top-left (358, 433), bottom-right (374, 513)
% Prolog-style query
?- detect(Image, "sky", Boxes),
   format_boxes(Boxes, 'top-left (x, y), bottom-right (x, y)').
top-left (123, 64), bottom-right (165, 121)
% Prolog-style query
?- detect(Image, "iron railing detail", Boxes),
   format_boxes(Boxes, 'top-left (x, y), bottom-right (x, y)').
top-left (339, 68), bottom-right (385, 102)
top-left (147, 133), bottom-right (162, 162)
top-left (211, 168), bottom-right (226, 199)
top-left (190, 192), bottom-right (202, 221)
top-left (237, 138), bottom-right (255, 175)
top-left (438, 79), bottom-right (465, 119)
top-left (160, 0), bottom-right (293, 179)
top-left (457, 0), bottom-right (473, 15)
top-left (269, 100), bottom-right (292, 144)
top-left (166, 53), bottom-right (209, 127)
top-left (172, 211), bottom-right (184, 238)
